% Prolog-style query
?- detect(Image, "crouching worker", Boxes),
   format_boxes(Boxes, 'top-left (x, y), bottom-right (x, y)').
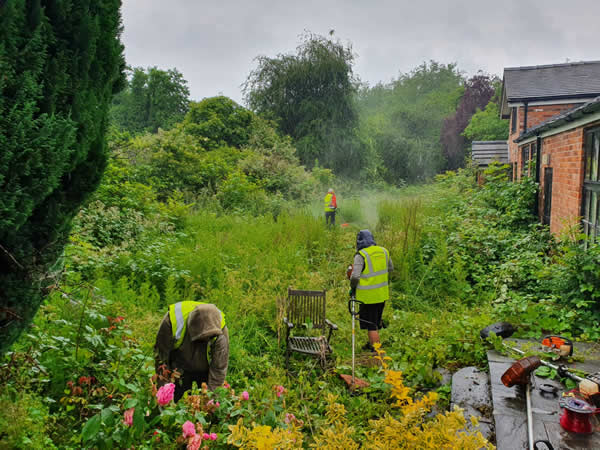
top-left (154, 301), bottom-right (229, 402)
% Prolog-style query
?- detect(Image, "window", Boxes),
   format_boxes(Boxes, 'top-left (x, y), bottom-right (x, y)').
top-left (520, 143), bottom-right (537, 177)
top-left (511, 107), bottom-right (517, 134)
top-left (582, 128), bottom-right (600, 243)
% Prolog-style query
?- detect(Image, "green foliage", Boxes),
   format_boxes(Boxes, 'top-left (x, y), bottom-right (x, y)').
top-left (0, 0), bottom-right (125, 353)
top-left (0, 387), bottom-right (56, 449)
top-left (245, 32), bottom-right (371, 177)
top-left (183, 96), bottom-right (254, 150)
top-left (110, 66), bottom-right (190, 133)
top-left (462, 101), bottom-right (509, 141)
top-left (357, 61), bottom-right (464, 184)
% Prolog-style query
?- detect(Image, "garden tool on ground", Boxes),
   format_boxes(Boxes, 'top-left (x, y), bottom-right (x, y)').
top-left (338, 296), bottom-right (369, 391)
top-left (501, 356), bottom-right (554, 450)
top-left (480, 322), bottom-right (589, 386)
top-left (541, 335), bottom-right (573, 357)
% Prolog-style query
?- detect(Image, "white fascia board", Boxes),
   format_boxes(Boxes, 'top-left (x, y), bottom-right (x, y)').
top-left (508, 97), bottom-right (595, 107)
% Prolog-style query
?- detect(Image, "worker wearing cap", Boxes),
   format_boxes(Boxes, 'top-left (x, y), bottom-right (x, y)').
top-left (154, 301), bottom-right (229, 401)
top-left (324, 188), bottom-right (337, 226)
top-left (349, 230), bottom-right (393, 352)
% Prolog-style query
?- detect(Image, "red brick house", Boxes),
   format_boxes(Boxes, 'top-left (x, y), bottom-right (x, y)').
top-left (500, 61), bottom-right (600, 237)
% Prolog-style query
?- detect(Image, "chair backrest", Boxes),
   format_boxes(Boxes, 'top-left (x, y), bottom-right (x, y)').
top-left (287, 288), bottom-right (326, 329)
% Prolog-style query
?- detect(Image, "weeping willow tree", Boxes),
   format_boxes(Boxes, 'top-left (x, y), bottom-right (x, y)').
top-left (244, 32), bottom-right (372, 177)
top-left (0, 0), bottom-right (125, 353)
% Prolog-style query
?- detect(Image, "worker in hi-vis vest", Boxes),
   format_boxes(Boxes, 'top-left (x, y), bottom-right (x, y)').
top-left (349, 230), bottom-right (393, 352)
top-left (324, 188), bottom-right (337, 226)
top-left (154, 301), bottom-right (228, 401)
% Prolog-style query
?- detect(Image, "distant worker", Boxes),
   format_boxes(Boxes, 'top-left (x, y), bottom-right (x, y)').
top-left (154, 301), bottom-right (229, 401)
top-left (349, 230), bottom-right (393, 352)
top-left (324, 188), bottom-right (337, 226)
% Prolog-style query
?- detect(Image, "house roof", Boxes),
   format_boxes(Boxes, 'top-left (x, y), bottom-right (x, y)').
top-left (504, 61), bottom-right (600, 101)
top-left (515, 96), bottom-right (600, 142)
top-left (471, 141), bottom-right (509, 166)
top-left (500, 61), bottom-right (600, 117)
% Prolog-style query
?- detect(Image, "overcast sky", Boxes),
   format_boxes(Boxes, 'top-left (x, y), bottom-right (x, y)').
top-left (121, 0), bottom-right (600, 104)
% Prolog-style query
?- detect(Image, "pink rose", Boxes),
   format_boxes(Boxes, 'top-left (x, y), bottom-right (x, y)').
top-left (210, 433), bottom-right (218, 441)
top-left (207, 399), bottom-right (214, 406)
top-left (123, 407), bottom-right (134, 427)
top-left (275, 385), bottom-right (286, 398)
top-left (215, 401), bottom-right (220, 407)
top-left (182, 420), bottom-right (196, 438)
top-left (202, 433), bottom-right (210, 440)
top-left (223, 381), bottom-right (231, 389)
top-left (156, 383), bottom-right (175, 406)
top-left (285, 413), bottom-right (296, 424)
top-left (187, 434), bottom-right (202, 450)
top-left (241, 391), bottom-right (249, 401)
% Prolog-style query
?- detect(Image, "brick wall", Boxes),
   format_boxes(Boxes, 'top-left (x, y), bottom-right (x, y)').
top-left (536, 127), bottom-right (586, 234)
top-left (508, 103), bottom-right (581, 178)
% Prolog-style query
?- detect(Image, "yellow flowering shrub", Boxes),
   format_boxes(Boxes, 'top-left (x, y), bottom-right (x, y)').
top-left (227, 419), bottom-right (304, 449)
top-left (228, 345), bottom-right (493, 449)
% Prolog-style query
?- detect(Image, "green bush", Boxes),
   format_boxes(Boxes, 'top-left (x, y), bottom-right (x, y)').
top-left (0, 0), bottom-right (125, 353)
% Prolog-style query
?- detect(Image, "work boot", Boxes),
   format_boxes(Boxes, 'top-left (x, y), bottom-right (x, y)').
top-left (361, 342), bottom-right (375, 352)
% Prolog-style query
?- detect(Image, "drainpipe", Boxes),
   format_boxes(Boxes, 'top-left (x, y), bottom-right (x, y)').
top-left (535, 136), bottom-right (541, 183)
top-left (535, 136), bottom-right (542, 218)
top-left (523, 101), bottom-right (529, 132)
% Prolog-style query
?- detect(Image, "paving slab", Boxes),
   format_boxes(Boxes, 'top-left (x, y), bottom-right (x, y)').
top-left (488, 339), bottom-right (600, 450)
top-left (451, 367), bottom-right (494, 441)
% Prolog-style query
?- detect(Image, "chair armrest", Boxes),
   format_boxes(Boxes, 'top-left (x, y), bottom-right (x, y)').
top-left (325, 319), bottom-right (338, 330)
top-left (283, 318), bottom-right (294, 329)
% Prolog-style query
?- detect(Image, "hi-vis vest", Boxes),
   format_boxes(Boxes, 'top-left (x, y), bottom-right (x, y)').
top-left (324, 193), bottom-right (335, 212)
top-left (169, 301), bottom-right (226, 350)
top-left (356, 245), bottom-right (390, 304)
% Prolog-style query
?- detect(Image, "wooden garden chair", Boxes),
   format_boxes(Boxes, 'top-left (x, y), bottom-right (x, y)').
top-left (283, 288), bottom-right (338, 370)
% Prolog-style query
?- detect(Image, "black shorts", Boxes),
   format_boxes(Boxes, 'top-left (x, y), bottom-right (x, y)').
top-left (359, 301), bottom-right (385, 330)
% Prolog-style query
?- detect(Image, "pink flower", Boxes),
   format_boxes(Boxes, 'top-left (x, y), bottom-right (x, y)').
top-left (156, 383), bottom-right (175, 406)
top-left (210, 433), bottom-right (218, 441)
top-left (285, 413), bottom-right (296, 424)
top-left (182, 421), bottom-right (196, 438)
top-left (223, 381), bottom-right (231, 389)
top-left (123, 407), bottom-right (134, 427)
top-left (275, 385), bottom-right (286, 398)
top-left (207, 399), bottom-right (214, 406)
top-left (203, 433), bottom-right (210, 440)
top-left (215, 401), bottom-right (220, 407)
top-left (187, 434), bottom-right (202, 450)
top-left (241, 391), bottom-right (249, 401)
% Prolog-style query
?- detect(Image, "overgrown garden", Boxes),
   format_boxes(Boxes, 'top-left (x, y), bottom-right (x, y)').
top-left (2, 17), bottom-right (600, 448)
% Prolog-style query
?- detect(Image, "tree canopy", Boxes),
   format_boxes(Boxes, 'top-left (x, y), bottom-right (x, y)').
top-left (462, 82), bottom-right (509, 142)
top-left (244, 32), bottom-right (370, 176)
top-left (0, 0), bottom-right (125, 353)
top-left (356, 61), bottom-right (464, 184)
top-left (110, 66), bottom-right (190, 134)
top-left (441, 74), bottom-right (497, 170)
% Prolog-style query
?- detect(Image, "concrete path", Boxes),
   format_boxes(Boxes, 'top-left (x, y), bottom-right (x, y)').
top-left (488, 339), bottom-right (600, 450)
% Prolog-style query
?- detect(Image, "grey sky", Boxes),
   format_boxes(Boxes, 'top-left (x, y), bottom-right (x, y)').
top-left (121, 0), bottom-right (600, 104)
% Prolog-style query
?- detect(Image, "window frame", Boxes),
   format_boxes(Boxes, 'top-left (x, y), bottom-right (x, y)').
top-left (511, 107), bottom-right (517, 134)
top-left (582, 127), bottom-right (600, 244)
top-left (520, 142), bottom-right (537, 178)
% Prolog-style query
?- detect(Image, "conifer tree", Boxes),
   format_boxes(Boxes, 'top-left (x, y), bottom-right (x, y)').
top-left (0, 0), bottom-right (125, 352)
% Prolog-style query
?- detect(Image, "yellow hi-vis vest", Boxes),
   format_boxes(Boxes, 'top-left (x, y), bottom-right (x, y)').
top-left (169, 301), bottom-right (226, 350)
top-left (356, 245), bottom-right (390, 304)
top-left (324, 193), bottom-right (335, 212)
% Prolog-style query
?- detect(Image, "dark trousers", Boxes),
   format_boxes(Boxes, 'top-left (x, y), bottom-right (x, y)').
top-left (325, 211), bottom-right (336, 226)
top-left (174, 371), bottom-right (208, 402)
